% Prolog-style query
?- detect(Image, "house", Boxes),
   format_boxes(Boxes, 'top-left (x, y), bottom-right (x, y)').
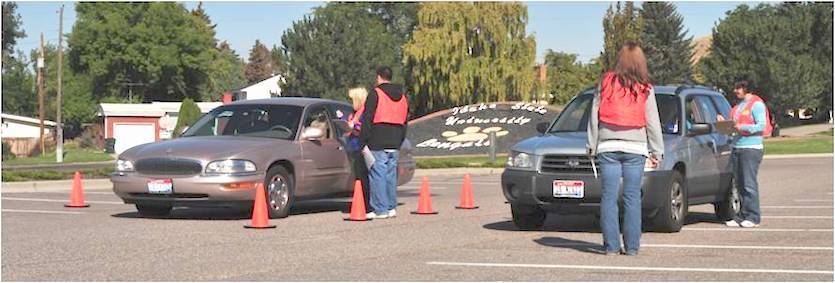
top-left (233, 74), bottom-right (284, 100)
top-left (1, 113), bottom-right (57, 156)
top-left (96, 102), bottom-right (222, 154)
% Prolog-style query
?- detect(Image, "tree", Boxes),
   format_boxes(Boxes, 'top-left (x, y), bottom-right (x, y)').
top-left (205, 41), bottom-right (246, 101)
top-left (280, 3), bottom-right (401, 99)
top-left (244, 40), bottom-right (275, 84)
top-left (1, 51), bottom-right (35, 117)
top-left (700, 3), bottom-right (833, 123)
top-left (403, 2), bottom-right (537, 115)
top-left (544, 51), bottom-right (600, 105)
top-left (640, 2), bottom-right (693, 84)
top-left (68, 2), bottom-right (217, 102)
top-left (173, 98), bottom-right (201, 138)
top-left (270, 45), bottom-right (287, 75)
top-left (602, 2), bottom-right (643, 70)
top-left (2, 1), bottom-right (25, 65)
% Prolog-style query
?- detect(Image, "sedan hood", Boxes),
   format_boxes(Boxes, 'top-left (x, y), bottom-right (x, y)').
top-left (122, 136), bottom-right (291, 161)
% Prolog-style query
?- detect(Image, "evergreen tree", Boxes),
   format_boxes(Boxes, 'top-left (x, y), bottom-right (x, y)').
top-left (640, 2), bottom-right (693, 84)
top-left (2, 1), bottom-right (25, 65)
top-left (244, 40), bottom-right (275, 84)
top-left (174, 98), bottom-right (202, 138)
top-left (205, 41), bottom-right (246, 101)
top-left (602, 2), bottom-right (643, 70)
top-left (270, 45), bottom-right (287, 75)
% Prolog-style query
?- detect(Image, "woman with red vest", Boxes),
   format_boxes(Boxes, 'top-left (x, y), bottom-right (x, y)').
top-left (359, 66), bottom-right (408, 219)
top-left (724, 80), bottom-right (769, 228)
top-left (587, 42), bottom-right (664, 256)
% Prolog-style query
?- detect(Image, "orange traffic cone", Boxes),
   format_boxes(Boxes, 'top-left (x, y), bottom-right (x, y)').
top-left (455, 174), bottom-right (479, 209)
top-left (244, 183), bottom-right (276, 229)
top-left (64, 171), bottom-right (89, 208)
top-left (344, 180), bottom-right (372, 221)
top-left (411, 177), bottom-right (438, 215)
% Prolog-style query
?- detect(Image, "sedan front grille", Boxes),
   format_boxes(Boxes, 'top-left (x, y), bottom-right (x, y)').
top-left (540, 155), bottom-right (599, 174)
top-left (134, 158), bottom-right (202, 176)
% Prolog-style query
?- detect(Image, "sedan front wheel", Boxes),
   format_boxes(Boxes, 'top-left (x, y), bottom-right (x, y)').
top-left (264, 166), bottom-right (294, 219)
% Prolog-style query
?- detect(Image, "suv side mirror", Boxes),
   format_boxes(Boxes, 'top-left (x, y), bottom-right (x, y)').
top-left (688, 123), bottom-right (712, 136)
top-left (536, 122), bottom-right (549, 134)
top-left (301, 127), bottom-right (325, 140)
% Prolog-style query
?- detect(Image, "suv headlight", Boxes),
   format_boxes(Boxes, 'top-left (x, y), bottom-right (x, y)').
top-left (205, 159), bottom-right (257, 175)
top-left (116, 159), bottom-right (134, 172)
top-left (506, 152), bottom-right (534, 169)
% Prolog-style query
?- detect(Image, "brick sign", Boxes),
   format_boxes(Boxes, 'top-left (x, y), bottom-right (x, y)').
top-left (407, 102), bottom-right (561, 156)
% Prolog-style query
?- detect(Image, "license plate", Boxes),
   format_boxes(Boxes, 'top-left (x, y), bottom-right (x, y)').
top-left (553, 180), bottom-right (584, 198)
top-left (147, 179), bottom-right (173, 194)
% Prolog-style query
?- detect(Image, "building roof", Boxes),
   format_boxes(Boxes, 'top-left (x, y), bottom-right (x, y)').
top-left (97, 101), bottom-right (223, 117)
top-left (229, 97), bottom-right (347, 107)
top-left (235, 74), bottom-right (284, 92)
top-left (0, 113), bottom-right (57, 127)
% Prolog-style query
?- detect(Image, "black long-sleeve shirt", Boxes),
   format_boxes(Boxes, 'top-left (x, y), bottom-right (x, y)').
top-left (359, 83), bottom-right (408, 150)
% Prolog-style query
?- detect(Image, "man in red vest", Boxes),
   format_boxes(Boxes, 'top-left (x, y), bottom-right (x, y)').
top-left (360, 66), bottom-right (408, 219)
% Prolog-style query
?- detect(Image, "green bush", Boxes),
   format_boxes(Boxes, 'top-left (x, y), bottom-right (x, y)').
top-left (2, 142), bottom-right (15, 161)
top-left (174, 98), bottom-right (202, 138)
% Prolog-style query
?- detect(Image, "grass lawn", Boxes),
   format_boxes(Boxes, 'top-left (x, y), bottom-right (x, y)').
top-left (2, 144), bottom-right (113, 166)
top-left (416, 154), bottom-right (507, 169)
top-left (764, 134), bottom-right (833, 155)
top-left (2, 168), bottom-right (113, 182)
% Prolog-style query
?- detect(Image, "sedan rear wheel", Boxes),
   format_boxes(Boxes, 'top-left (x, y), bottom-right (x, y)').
top-left (265, 166), bottom-right (294, 219)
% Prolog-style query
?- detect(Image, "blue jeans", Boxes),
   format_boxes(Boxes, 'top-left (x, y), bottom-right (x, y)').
top-left (731, 148), bottom-right (763, 224)
top-left (598, 152), bottom-right (646, 254)
top-left (369, 150), bottom-right (399, 214)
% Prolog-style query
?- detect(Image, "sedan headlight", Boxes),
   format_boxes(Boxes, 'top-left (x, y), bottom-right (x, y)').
top-left (506, 152), bottom-right (533, 169)
top-left (116, 159), bottom-right (134, 172)
top-left (205, 159), bottom-right (257, 175)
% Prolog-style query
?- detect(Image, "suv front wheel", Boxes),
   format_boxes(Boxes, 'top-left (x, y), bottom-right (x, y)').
top-left (650, 171), bottom-right (687, 232)
top-left (511, 203), bottom-right (546, 230)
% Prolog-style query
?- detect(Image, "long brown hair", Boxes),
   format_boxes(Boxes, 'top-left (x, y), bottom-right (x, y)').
top-left (613, 41), bottom-right (650, 90)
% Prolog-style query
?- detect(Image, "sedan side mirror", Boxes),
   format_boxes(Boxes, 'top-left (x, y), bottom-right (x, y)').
top-left (688, 123), bottom-right (712, 136)
top-left (301, 127), bottom-right (325, 140)
top-left (536, 122), bottom-right (549, 134)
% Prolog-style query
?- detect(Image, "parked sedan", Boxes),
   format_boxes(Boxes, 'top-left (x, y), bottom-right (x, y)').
top-left (502, 85), bottom-right (738, 232)
top-left (111, 97), bottom-right (416, 218)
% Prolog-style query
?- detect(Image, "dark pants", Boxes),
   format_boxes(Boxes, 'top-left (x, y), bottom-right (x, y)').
top-left (731, 148), bottom-right (763, 224)
top-left (348, 150), bottom-right (371, 213)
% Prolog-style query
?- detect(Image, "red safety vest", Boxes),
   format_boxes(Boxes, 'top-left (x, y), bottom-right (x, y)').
top-left (372, 87), bottom-right (408, 125)
top-left (731, 95), bottom-right (773, 137)
top-left (598, 71), bottom-right (651, 128)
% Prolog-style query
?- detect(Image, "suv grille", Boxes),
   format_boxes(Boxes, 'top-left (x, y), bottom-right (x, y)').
top-left (135, 158), bottom-right (202, 176)
top-left (540, 155), bottom-right (599, 174)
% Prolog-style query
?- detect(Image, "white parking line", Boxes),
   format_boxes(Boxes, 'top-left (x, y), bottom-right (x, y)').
top-left (762, 216), bottom-right (833, 219)
top-left (793, 200), bottom-right (833, 203)
top-left (1, 197), bottom-right (124, 205)
top-left (426, 262), bottom-right (834, 275)
top-left (683, 227), bottom-right (833, 232)
top-left (2, 209), bottom-right (85, 215)
top-left (761, 205), bottom-right (833, 209)
top-left (541, 243), bottom-right (833, 251)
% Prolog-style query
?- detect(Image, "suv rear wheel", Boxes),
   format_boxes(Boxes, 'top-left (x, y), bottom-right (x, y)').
top-left (511, 203), bottom-right (546, 230)
top-left (714, 177), bottom-right (740, 221)
top-left (650, 171), bottom-right (687, 232)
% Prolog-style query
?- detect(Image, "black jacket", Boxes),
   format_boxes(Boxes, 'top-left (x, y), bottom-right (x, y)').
top-left (359, 83), bottom-right (408, 150)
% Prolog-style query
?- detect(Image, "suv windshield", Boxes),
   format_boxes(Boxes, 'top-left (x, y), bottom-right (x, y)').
top-left (182, 104), bottom-right (303, 139)
top-left (549, 93), bottom-right (681, 134)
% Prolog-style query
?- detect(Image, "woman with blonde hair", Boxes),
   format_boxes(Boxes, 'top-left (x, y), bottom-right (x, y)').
top-left (347, 87), bottom-right (371, 212)
top-left (587, 41), bottom-right (664, 256)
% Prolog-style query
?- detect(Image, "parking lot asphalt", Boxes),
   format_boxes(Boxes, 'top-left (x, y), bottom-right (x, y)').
top-left (2, 157), bottom-right (833, 281)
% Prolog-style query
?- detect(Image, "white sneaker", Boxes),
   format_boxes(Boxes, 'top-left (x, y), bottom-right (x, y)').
top-left (725, 220), bottom-right (740, 227)
top-left (739, 220), bottom-right (760, 228)
top-left (387, 209), bottom-right (397, 218)
top-left (366, 212), bottom-right (389, 219)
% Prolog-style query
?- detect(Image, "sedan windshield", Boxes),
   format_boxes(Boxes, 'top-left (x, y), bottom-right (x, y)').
top-left (182, 104), bottom-right (303, 139)
top-left (549, 93), bottom-right (681, 134)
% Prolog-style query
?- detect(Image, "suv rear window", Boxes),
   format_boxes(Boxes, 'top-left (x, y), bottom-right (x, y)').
top-left (549, 93), bottom-right (681, 134)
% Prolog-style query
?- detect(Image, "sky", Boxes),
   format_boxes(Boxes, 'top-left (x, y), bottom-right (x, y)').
top-left (13, 1), bottom-right (764, 64)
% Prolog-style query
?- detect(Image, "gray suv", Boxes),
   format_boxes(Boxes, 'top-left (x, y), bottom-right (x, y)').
top-left (501, 85), bottom-right (739, 232)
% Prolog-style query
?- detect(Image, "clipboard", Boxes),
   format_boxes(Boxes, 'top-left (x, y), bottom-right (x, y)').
top-left (715, 121), bottom-right (736, 135)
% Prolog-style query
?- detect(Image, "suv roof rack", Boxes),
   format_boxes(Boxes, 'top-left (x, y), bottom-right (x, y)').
top-left (674, 84), bottom-right (716, 94)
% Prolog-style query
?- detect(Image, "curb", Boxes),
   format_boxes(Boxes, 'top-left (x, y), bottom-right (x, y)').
top-left (762, 153), bottom-right (833, 160)
top-left (414, 167), bottom-right (504, 177)
top-left (1, 178), bottom-right (112, 193)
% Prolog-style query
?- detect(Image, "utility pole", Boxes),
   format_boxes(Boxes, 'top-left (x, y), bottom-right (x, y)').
top-left (37, 32), bottom-right (45, 155)
top-left (122, 81), bottom-right (144, 101)
top-left (56, 5), bottom-right (64, 163)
